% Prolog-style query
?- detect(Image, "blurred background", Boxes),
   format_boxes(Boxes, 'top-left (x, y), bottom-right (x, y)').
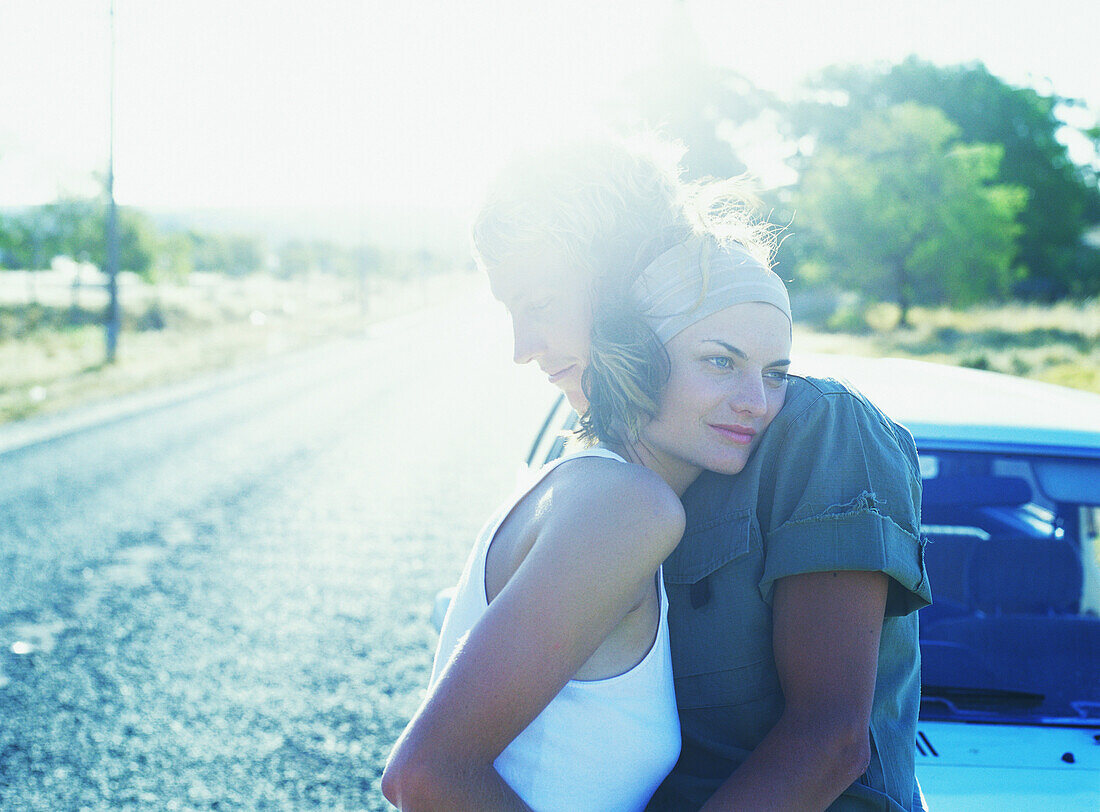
top-left (1, 1), bottom-right (1098, 809)
top-left (2, 0), bottom-right (1099, 411)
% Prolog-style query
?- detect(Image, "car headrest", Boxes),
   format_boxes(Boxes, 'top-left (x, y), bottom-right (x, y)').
top-left (968, 537), bottom-right (1083, 614)
top-left (921, 475), bottom-right (1031, 508)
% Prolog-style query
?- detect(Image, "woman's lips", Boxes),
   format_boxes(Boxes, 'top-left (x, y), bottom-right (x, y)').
top-left (710, 424), bottom-right (756, 444)
top-left (547, 365), bottom-right (576, 384)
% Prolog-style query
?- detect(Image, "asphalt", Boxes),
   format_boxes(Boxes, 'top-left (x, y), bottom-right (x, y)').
top-left (0, 296), bottom-right (554, 810)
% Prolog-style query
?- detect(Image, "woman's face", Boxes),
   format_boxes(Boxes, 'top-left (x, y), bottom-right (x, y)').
top-left (639, 302), bottom-right (791, 493)
top-left (486, 251), bottom-right (594, 412)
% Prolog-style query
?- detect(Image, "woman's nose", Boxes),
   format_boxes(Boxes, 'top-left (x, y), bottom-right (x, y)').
top-left (730, 374), bottom-right (768, 417)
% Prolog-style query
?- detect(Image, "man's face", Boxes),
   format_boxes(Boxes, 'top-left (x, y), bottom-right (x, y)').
top-left (487, 251), bottom-right (593, 412)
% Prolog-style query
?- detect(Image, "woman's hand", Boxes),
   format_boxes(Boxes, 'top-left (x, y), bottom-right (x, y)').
top-left (700, 569), bottom-right (888, 811)
top-left (382, 459), bottom-right (684, 810)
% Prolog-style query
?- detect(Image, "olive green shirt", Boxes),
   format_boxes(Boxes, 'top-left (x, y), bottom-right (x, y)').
top-left (651, 375), bottom-right (931, 811)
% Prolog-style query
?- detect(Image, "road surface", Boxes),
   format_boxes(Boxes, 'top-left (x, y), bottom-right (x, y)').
top-left (0, 292), bottom-right (553, 810)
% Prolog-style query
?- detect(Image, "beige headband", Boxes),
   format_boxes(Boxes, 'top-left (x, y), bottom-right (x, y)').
top-left (632, 235), bottom-right (791, 344)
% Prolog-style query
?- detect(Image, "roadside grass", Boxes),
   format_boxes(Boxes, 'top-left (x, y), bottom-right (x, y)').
top-left (793, 299), bottom-right (1100, 394)
top-left (2, 270), bottom-right (480, 426)
top-left (6, 279), bottom-right (1098, 428)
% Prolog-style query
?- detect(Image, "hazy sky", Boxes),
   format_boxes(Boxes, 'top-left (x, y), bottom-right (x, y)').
top-left (1, 0), bottom-right (1097, 211)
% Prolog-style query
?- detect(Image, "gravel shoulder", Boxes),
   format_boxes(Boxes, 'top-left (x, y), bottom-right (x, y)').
top-left (0, 294), bottom-right (552, 810)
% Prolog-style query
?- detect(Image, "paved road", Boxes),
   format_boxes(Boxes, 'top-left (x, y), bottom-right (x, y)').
top-left (0, 293), bottom-right (554, 810)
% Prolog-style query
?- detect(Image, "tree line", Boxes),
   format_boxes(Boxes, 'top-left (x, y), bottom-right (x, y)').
top-left (0, 200), bottom-right (409, 285)
top-left (609, 56), bottom-right (1100, 322)
top-left (3, 56), bottom-right (1099, 323)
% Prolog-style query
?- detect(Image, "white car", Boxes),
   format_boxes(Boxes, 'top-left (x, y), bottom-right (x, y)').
top-left (521, 354), bottom-right (1100, 811)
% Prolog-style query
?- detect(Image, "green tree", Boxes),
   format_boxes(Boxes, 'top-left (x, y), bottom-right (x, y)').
top-left (790, 58), bottom-right (1100, 297)
top-left (0, 212), bottom-right (33, 268)
top-left (223, 234), bottom-right (265, 277)
top-left (277, 240), bottom-right (315, 278)
top-left (70, 202), bottom-right (158, 276)
top-left (3, 198), bottom-right (159, 276)
top-left (276, 239), bottom-right (355, 279)
top-left (187, 231), bottom-right (266, 276)
top-left (154, 232), bottom-right (195, 281)
top-left (187, 231), bottom-right (227, 274)
top-left (3, 203), bottom-right (75, 269)
top-left (794, 103), bottom-right (1028, 323)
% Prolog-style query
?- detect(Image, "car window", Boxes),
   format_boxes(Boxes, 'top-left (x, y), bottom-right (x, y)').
top-left (525, 394), bottom-right (577, 469)
top-left (918, 451), bottom-right (1100, 722)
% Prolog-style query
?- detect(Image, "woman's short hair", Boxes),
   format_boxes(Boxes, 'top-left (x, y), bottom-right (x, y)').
top-left (472, 135), bottom-right (775, 449)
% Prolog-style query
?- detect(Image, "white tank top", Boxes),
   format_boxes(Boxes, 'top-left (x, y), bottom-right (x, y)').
top-left (430, 448), bottom-right (680, 812)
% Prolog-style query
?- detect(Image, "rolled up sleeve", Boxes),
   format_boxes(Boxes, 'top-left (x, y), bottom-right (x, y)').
top-left (757, 382), bottom-right (931, 616)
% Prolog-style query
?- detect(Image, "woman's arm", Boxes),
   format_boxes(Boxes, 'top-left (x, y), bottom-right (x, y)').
top-left (700, 569), bottom-right (888, 812)
top-left (382, 462), bottom-right (684, 811)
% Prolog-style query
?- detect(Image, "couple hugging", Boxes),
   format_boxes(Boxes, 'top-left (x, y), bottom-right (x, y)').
top-left (384, 137), bottom-right (931, 812)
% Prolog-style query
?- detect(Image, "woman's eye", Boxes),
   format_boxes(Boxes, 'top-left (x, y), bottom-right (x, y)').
top-left (765, 370), bottom-right (790, 385)
top-left (705, 356), bottom-right (733, 369)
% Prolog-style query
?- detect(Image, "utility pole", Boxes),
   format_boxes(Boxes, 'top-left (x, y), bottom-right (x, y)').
top-left (104, 0), bottom-right (121, 363)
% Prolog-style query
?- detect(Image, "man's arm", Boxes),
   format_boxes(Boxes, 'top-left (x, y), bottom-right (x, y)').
top-left (700, 569), bottom-right (888, 811)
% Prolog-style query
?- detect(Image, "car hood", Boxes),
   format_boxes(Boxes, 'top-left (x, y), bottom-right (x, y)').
top-left (792, 354), bottom-right (1100, 455)
top-left (916, 720), bottom-right (1100, 810)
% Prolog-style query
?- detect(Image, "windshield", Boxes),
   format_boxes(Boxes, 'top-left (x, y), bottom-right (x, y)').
top-left (918, 450), bottom-right (1100, 723)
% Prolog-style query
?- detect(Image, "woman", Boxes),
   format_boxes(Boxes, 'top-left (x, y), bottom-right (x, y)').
top-left (382, 142), bottom-right (796, 810)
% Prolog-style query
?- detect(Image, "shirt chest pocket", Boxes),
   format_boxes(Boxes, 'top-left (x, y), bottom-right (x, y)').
top-left (663, 509), bottom-right (779, 709)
